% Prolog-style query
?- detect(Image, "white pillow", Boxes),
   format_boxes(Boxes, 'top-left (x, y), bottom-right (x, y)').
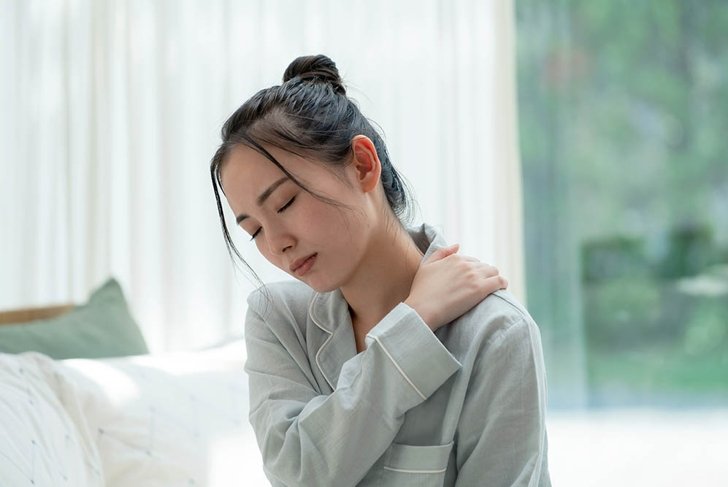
top-left (0, 352), bottom-right (103, 487)
top-left (57, 340), bottom-right (267, 487)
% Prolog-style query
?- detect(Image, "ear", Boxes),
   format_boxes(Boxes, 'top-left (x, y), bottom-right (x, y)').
top-left (350, 135), bottom-right (381, 193)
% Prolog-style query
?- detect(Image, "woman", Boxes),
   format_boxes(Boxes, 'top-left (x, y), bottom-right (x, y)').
top-left (211, 55), bottom-right (550, 486)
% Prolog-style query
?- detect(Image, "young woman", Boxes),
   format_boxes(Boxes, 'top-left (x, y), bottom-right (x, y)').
top-left (211, 55), bottom-right (550, 487)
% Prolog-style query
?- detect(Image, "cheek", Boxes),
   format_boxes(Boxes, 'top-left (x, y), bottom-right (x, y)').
top-left (314, 206), bottom-right (368, 253)
top-left (253, 239), bottom-right (267, 256)
top-left (254, 239), bottom-right (280, 267)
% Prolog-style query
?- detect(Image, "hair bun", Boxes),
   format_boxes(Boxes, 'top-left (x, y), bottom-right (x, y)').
top-left (282, 54), bottom-right (346, 95)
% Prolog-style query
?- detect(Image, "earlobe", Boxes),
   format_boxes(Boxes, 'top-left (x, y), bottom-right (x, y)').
top-left (351, 135), bottom-right (382, 193)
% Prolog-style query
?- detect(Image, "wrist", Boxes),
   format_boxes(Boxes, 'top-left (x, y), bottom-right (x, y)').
top-left (404, 299), bottom-right (434, 330)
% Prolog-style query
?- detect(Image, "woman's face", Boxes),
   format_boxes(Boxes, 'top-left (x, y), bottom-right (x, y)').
top-left (220, 144), bottom-right (373, 292)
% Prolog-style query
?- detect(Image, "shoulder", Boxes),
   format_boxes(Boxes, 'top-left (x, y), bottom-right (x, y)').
top-left (246, 280), bottom-right (316, 326)
top-left (439, 290), bottom-right (543, 359)
top-left (475, 290), bottom-right (536, 329)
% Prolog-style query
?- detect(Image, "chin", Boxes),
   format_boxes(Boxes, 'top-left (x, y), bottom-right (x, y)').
top-left (301, 279), bottom-right (338, 294)
top-left (292, 271), bottom-right (343, 294)
top-left (290, 259), bottom-right (353, 294)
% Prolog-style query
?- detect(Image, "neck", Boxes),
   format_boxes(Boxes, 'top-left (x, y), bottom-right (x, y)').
top-left (340, 222), bottom-right (423, 331)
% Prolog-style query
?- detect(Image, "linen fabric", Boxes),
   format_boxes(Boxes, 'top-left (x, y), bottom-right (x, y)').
top-left (0, 352), bottom-right (103, 487)
top-left (245, 224), bottom-right (550, 486)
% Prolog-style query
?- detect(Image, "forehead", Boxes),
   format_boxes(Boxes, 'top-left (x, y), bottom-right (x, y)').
top-left (227, 143), bottom-right (313, 190)
top-left (221, 143), bottom-right (347, 195)
top-left (222, 144), bottom-right (288, 187)
top-left (220, 143), bottom-right (354, 214)
top-left (219, 145), bottom-right (286, 212)
top-left (220, 144), bottom-right (330, 210)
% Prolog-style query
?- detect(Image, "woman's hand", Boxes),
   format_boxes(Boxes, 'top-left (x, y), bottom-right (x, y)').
top-left (404, 244), bottom-right (508, 331)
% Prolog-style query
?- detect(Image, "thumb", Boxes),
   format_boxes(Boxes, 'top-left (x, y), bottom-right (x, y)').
top-left (424, 243), bottom-right (459, 263)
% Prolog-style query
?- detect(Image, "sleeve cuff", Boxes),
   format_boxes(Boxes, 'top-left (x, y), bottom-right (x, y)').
top-left (365, 303), bottom-right (461, 400)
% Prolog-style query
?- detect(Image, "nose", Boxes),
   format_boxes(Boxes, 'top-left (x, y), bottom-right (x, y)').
top-left (265, 225), bottom-right (294, 256)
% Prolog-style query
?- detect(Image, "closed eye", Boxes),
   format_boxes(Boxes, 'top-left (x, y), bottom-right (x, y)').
top-left (278, 196), bottom-right (296, 213)
top-left (249, 196), bottom-right (296, 241)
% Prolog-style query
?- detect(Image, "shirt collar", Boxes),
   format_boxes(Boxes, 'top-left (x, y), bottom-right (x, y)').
top-left (307, 223), bottom-right (448, 388)
top-left (308, 289), bottom-right (356, 390)
top-left (410, 223), bottom-right (448, 261)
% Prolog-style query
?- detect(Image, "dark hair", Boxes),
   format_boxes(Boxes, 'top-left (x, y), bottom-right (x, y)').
top-left (210, 54), bottom-right (412, 274)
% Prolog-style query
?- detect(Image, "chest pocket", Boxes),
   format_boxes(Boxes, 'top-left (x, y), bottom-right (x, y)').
top-left (378, 442), bottom-right (454, 486)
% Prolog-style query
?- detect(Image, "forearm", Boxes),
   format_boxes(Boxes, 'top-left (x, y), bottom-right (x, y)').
top-left (247, 303), bottom-right (462, 486)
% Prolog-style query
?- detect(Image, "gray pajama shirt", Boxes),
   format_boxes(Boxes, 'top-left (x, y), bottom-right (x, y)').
top-left (244, 224), bottom-right (551, 486)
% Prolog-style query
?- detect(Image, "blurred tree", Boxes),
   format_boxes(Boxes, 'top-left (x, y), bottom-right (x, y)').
top-left (516, 0), bottom-right (728, 407)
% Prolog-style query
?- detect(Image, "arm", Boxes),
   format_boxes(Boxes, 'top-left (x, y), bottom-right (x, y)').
top-left (455, 318), bottom-right (550, 487)
top-left (245, 296), bottom-right (461, 487)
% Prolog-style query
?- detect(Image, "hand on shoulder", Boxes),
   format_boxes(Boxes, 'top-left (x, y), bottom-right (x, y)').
top-left (404, 244), bottom-right (508, 331)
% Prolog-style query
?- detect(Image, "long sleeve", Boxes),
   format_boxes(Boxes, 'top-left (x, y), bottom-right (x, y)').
top-left (245, 294), bottom-right (461, 487)
top-left (454, 317), bottom-right (550, 487)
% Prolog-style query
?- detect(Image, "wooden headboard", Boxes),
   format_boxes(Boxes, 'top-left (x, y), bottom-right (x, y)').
top-left (0, 304), bottom-right (74, 326)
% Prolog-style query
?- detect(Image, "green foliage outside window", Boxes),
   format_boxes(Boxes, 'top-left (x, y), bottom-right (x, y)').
top-left (516, 0), bottom-right (728, 407)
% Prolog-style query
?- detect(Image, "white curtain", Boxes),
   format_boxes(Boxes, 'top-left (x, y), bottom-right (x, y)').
top-left (0, 0), bottom-right (524, 352)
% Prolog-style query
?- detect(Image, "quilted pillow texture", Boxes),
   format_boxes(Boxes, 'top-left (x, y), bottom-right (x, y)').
top-left (0, 342), bottom-right (264, 487)
top-left (0, 278), bottom-right (148, 359)
top-left (0, 352), bottom-right (103, 487)
top-left (58, 341), bottom-right (266, 487)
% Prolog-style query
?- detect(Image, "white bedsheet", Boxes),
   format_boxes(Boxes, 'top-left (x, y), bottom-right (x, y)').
top-left (0, 341), bottom-right (268, 487)
top-left (0, 352), bottom-right (103, 487)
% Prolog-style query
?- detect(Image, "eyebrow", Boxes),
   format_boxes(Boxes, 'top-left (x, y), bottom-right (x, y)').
top-left (236, 176), bottom-right (289, 224)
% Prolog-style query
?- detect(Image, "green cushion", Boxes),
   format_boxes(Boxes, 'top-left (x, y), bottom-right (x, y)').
top-left (0, 278), bottom-right (149, 359)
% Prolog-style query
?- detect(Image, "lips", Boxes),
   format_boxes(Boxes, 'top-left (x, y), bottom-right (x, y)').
top-left (289, 253), bottom-right (317, 276)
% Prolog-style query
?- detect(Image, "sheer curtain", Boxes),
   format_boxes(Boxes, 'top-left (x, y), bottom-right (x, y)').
top-left (0, 0), bottom-right (524, 351)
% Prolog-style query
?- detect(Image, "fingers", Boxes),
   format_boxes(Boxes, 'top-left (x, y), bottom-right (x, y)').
top-left (482, 275), bottom-right (508, 293)
top-left (467, 262), bottom-right (507, 291)
top-left (425, 243), bottom-right (459, 263)
top-left (456, 258), bottom-right (498, 276)
top-left (424, 246), bottom-right (508, 291)
top-left (478, 264), bottom-right (507, 289)
top-left (478, 262), bottom-right (499, 278)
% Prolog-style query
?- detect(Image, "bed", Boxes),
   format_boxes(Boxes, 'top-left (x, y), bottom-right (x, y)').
top-left (0, 280), bottom-right (267, 487)
top-left (4, 282), bottom-right (726, 487)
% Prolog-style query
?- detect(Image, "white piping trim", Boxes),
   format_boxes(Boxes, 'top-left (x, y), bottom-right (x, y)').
top-left (309, 293), bottom-right (335, 390)
top-left (382, 466), bottom-right (447, 474)
top-left (314, 333), bottom-right (334, 390)
top-left (368, 334), bottom-right (426, 400)
top-left (308, 293), bottom-right (332, 333)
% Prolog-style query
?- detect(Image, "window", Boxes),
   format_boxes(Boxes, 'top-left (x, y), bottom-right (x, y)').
top-left (516, 0), bottom-right (728, 407)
